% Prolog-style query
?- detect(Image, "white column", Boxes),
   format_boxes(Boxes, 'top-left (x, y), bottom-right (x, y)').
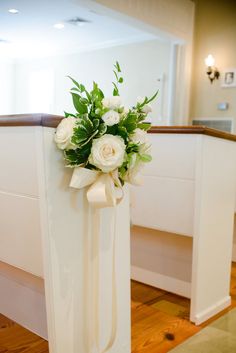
top-left (38, 127), bottom-right (131, 353)
top-left (190, 135), bottom-right (236, 324)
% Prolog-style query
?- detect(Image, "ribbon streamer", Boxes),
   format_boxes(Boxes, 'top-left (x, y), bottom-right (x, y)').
top-left (70, 167), bottom-right (121, 353)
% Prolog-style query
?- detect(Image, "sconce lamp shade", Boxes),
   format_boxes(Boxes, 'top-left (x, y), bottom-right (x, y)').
top-left (205, 54), bottom-right (215, 67)
top-left (204, 54), bottom-right (220, 83)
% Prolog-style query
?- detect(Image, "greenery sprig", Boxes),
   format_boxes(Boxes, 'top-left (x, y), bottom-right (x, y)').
top-left (55, 62), bottom-right (158, 184)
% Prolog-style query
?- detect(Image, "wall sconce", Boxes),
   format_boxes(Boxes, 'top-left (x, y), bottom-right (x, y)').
top-left (205, 55), bottom-right (220, 83)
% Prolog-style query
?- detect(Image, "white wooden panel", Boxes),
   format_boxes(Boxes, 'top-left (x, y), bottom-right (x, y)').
top-left (0, 262), bottom-right (47, 339)
top-left (191, 136), bottom-right (236, 324)
top-left (39, 128), bottom-right (130, 353)
top-left (131, 226), bottom-right (192, 298)
top-left (131, 266), bottom-right (191, 299)
top-left (0, 127), bottom-right (39, 196)
top-left (0, 191), bottom-right (43, 277)
top-left (131, 176), bottom-right (195, 236)
top-left (144, 134), bottom-right (197, 179)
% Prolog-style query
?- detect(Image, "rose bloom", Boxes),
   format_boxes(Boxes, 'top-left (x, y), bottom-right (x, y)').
top-left (54, 117), bottom-right (77, 150)
top-left (89, 134), bottom-right (126, 173)
top-left (125, 161), bottom-right (144, 185)
top-left (102, 110), bottom-right (120, 126)
top-left (130, 128), bottom-right (148, 145)
top-left (102, 96), bottom-right (122, 110)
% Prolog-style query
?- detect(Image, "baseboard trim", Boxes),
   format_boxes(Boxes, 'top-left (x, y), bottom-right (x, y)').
top-left (192, 296), bottom-right (231, 325)
top-left (0, 271), bottom-right (47, 339)
top-left (232, 243), bottom-right (236, 262)
top-left (131, 265), bottom-right (191, 298)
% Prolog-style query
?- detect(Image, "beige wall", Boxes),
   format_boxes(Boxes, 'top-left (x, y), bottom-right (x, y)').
top-left (92, 0), bottom-right (194, 40)
top-left (191, 0), bottom-right (236, 131)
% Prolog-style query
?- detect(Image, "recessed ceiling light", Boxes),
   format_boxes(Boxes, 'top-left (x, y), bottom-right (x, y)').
top-left (8, 8), bottom-right (19, 14)
top-left (67, 17), bottom-right (91, 27)
top-left (53, 23), bottom-right (65, 29)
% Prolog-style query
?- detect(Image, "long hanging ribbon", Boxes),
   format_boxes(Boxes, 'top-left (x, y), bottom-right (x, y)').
top-left (92, 207), bottom-right (117, 353)
top-left (70, 167), bottom-right (122, 353)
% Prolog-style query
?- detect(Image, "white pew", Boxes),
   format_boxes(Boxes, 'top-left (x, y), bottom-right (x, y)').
top-left (131, 126), bottom-right (236, 325)
top-left (0, 114), bottom-right (131, 353)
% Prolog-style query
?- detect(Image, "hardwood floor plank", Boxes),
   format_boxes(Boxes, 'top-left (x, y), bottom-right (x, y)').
top-left (131, 280), bottom-right (165, 309)
top-left (0, 262), bottom-right (235, 353)
top-left (0, 316), bottom-right (48, 353)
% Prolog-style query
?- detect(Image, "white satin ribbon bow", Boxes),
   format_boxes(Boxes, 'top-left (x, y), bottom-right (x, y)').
top-left (69, 167), bottom-right (123, 208)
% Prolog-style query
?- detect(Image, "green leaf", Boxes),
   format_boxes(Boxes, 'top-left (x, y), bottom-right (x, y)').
top-left (79, 84), bottom-right (86, 92)
top-left (98, 88), bottom-right (104, 99)
top-left (118, 77), bottom-right (123, 83)
top-left (106, 125), bottom-right (118, 135)
top-left (113, 70), bottom-right (119, 81)
top-left (138, 122), bottom-right (151, 131)
top-left (113, 88), bottom-right (119, 96)
top-left (72, 116), bottom-right (94, 145)
top-left (146, 90), bottom-right (159, 104)
top-left (120, 113), bottom-right (137, 133)
top-left (64, 111), bottom-right (77, 118)
top-left (71, 93), bottom-right (88, 114)
top-left (117, 126), bottom-right (128, 141)
top-left (137, 97), bottom-right (148, 109)
top-left (90, 82), bottom-right (104, 102)
top-left (126, 142), bottom-right (139, 153)
top-left (64, 143), bottom-right (92, 166)
top-left (127, 152), bottom-right (137, 169)
top-left (70, 87), bottom-right (80, 92)
top-left (115, 61), bottom-right (121, 73)
top-left (97, 123), bottom-right (107, 136)
top-left (67, 76), bottom-right (81, 90)
top-left (68, 76), bottom-right (91, 103)
top-left (93, 119), bottom-right (100, 130)
top-left (80, 97), bottom-right (89, 105)
top-left (85, 90), bottom-right (91, 102)
top-left (112, 82), bottom-right (119, 96)
top-left (139, 154), bottom-right (152, 162)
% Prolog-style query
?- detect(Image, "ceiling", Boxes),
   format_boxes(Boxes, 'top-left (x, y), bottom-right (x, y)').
top-left (0, 0), bottom-right (156, 58)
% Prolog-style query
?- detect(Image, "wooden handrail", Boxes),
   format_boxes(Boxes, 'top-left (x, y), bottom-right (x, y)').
top-left (149, 126), bottom-right (236, 142)
top-left (0, 113), bottom-right (63, 127)
top-left (0, 114), bottom-right (236, 142)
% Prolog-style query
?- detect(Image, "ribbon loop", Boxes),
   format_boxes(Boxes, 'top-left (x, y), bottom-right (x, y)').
top-left (87, 174), bottom-right (116, 208)
top-left (70, 167), bottom-right (123, 208)
top-left (69, 167), bottom-right (100, 189)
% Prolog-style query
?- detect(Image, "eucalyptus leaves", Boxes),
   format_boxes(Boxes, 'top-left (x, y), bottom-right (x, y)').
top-left (55, 62), bottom-right (157, 201)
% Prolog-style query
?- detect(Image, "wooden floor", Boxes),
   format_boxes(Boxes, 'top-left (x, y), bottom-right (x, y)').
top-left (1, 262), bottom-right (236, 353)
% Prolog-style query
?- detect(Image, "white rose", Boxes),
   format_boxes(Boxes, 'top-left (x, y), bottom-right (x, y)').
top-left (54, 117), bottom-right (77, 150)
top-left (89, 134), bottom-right (126, 173)
top-left (142, 104), bottom-right (152, 114)
top-left (130, 128), bottom-right (148, 144)
top-left (137, 96), bottom-right (152, 114)
top-left (102, 96), bottom-right (122, 109)
top-left (125, 162), bottom-right (144, 186)
top-left (102, 110), bottom-right (120, 126)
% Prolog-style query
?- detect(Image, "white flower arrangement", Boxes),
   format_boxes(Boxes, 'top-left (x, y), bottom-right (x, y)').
top-left (55, 62), bottom-right (157, 206)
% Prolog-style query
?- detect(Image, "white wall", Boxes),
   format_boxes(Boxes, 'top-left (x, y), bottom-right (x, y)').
top-left (0, 59), bottom-right (15, 115)
top-left (13, 39), bottom-right (171, 124)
